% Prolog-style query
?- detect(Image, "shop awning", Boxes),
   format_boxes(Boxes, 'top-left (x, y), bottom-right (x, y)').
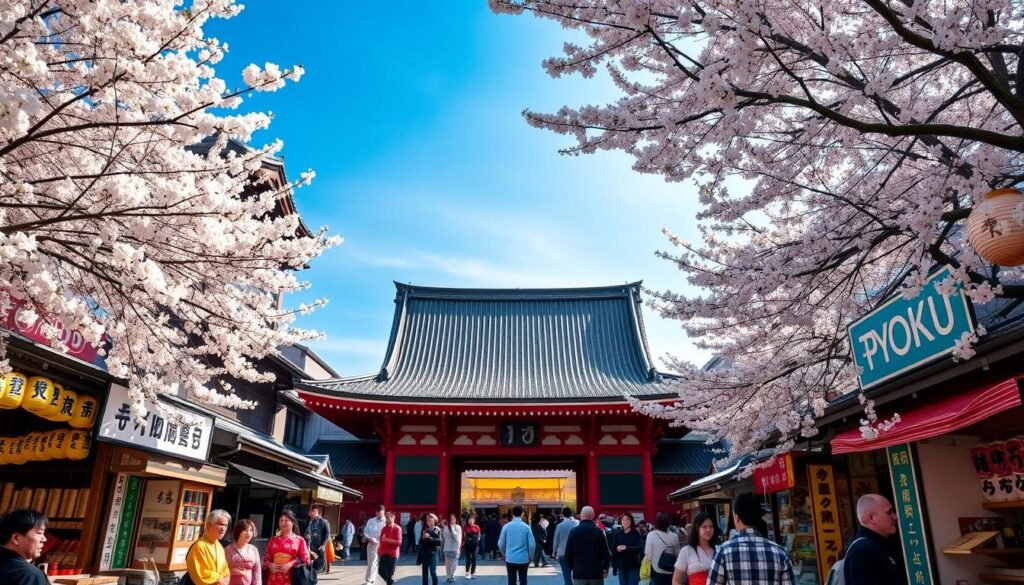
top-left (285, 468), bottom-right (361, 503)
top-left (831, 377), bottom-right (1022, 455)
top-left (228, 462), bottom-right (301, 492)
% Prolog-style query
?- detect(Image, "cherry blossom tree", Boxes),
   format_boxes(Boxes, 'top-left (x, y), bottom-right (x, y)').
top-left (0, 0), bottom-right (339, 417)
top-left (491, 0), bottom-right (1024, 454)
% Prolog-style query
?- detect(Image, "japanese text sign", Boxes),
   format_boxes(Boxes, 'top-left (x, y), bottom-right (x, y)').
top-left (501, 421), bottom-right (538, 447)
top-left (886, 444), bottom-right (934, 585)
top-left (97, 383), bottom-right (214, 463)
top-left (754, 453), bottom-right (796, 494)
top-left (807, 464), bottom-right (844, 583)
top-left (848, 266), bottom-right (974, 390)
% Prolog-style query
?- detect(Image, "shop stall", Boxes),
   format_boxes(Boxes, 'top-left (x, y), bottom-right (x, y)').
top-left (93, 383), bottom-right (226, 575)
top-left (0, 333), bottom-right (108, 579)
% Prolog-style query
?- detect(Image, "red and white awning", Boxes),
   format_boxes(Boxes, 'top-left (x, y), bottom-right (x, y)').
top-left (831, 378), bottom-right (1022, 455)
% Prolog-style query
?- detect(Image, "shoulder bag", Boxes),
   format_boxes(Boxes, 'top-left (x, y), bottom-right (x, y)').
top-left (655, 532), bottom-right (677, 573)
top-left (292, 537), bottom-right (318, 585)
top-left (178, 541), bottom-right (199, 585)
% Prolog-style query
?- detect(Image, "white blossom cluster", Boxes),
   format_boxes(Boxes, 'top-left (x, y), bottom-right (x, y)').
top-left (0, 0), bottom-right (339, 420)
top-left (492, 0), bottom-right (1024, 456)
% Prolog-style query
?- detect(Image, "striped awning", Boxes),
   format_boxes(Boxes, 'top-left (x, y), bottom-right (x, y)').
top-left (831, 378), bottom-right (1022, 455)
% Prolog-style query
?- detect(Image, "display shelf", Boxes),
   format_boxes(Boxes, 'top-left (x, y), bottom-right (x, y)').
top-left (979, 573), bottom-right (1024, 583)
top-left (983, 500), bottom-right (1024, 510)
top-left (975, 547), bottom-right (1024, 556)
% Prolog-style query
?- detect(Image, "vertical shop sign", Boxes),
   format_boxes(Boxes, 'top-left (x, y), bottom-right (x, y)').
top-left (808, 464), bottom-right (844, 584)
top-left (112, 476), bottom-right (143, 569)
top-left (886, 444), bottom-right (934, 585)
top-left (99, 473), bottom-right (127, 571)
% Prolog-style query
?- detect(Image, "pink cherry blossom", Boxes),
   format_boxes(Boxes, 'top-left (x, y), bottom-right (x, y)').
top-left (0, 0), bottom-right (339, 420)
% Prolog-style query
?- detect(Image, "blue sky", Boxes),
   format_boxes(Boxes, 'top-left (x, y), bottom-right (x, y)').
top-left (207, 2), bottom-right (707, 377)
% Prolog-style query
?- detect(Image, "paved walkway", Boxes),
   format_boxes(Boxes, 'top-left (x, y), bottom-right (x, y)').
top-left (327, 556), bottom-right (617, 585)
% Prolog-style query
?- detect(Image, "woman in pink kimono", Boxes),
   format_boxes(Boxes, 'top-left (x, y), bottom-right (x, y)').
top-left (263, 510), bottom-right (309, 585)
top-left (225, 519), bottom-right (262, 585)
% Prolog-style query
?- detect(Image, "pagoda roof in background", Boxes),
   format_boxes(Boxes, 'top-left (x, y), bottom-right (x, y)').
top-left (296, 282), bottom-right (680, 407)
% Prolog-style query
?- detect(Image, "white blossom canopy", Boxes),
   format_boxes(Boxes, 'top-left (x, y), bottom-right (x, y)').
top-left (491, 0), bottom-right (1024, 455)
top-left (0, 0), bottom-right (340, 419)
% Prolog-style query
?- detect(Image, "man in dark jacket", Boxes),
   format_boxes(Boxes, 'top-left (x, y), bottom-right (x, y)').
top-left (531, 516), bottom-right (549, 567)
top-left (844, 494), bottom-right (906, 585)
top-left (307, 504), bottom-right (331, 573)
top-left (564, 506), bottom-right (610, 585)
top-left (0, 509), bottom-right (48, 585)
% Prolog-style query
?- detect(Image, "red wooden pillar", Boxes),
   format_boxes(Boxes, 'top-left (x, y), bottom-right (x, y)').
top-left (642, 448), bottom-right (656, 522)
top-left (587, 415), bottom-right (600, 509)
top-left (383, 448), bottom-right (395, 510)
top-left (587, 450), bottom-right (600, 510)
top-left (437, 414), bottom-right (450, 517)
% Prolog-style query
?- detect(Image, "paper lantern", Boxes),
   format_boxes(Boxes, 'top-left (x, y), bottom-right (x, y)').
top-left (34, 431), bottom-right (54, 461)
top-left (40, 383), bottom-right (64, 420)
top-left (0, 438), bottom-right (9, 465)
top-left (0, 372), bottom-right (28, 409)
top-left (22, 376), bottom-right (54, 414)
top-left (49, 429), bottom-right (69, 457)
top-left (967, 188), bottom-right (1024, 266)
top-left (65, 430), bottom-right (91, 461)
top-left (52, 388), bottom-right (77, 423)
top-left (8, 437), bottom-right (27, 465)
top-left (22, 433), bottom-right (39, 462)
top-left (68, 394), bottom-right (98, 429)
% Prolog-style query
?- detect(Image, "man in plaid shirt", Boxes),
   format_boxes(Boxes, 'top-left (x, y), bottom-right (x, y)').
top-left (708, 493), bottom-right (794, 585)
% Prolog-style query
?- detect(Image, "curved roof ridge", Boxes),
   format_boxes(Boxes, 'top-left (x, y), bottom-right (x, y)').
top-left (393, 281), bottom-right (643, 300)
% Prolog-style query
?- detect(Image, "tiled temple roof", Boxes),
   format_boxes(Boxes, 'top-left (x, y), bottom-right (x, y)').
top-left (296, 282), bottom-right (676, 403)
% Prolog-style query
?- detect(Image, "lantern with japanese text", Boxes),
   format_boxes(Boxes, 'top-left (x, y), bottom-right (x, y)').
top-left (967, 188), bottom-right (1024, 266)
top-left (0, 437), bottom-right (9, 465)
top-left (51, 388), bottom-right (77, 423)
top-left (1008, 437), bottom-right (1024, 501)
top-left (33, 431), bottom-right (54, 461)
top-left (22, 433), bottom-right (39, 462)
top-left (972, 443), bottom-right (999, 501)
top-left (49, 429), bottom-right (69, 457)
top-left (68, 394), bottom-right (97, 429)
top-left (64, 430), bottom-right (90, 461)
top-left (22, 376), bottom-right (54, 415)
top-left (8, 437), bottom-right (26, 465)
top-left (0, 371), bottom-right (27, 409)
top-left (39, 383), bottom-right (64, 420)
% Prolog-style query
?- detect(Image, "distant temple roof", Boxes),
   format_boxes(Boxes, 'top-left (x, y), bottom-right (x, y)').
top-left (296, 282), bottom-right (678, 406)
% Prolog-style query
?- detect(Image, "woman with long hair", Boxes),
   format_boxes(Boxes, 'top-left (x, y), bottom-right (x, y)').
top-left (418, 513), bottom-right (442, 585)
top-left (672, 512), bottom-right (721, 585)
top-left (440, 512), bottom-right (463, 583)
top-left (610, 513), bottom-right (644, 585)
top-left (263, 510), bottom-right (309, 585)
top-left (644, 513), bottom-right (681, 585)
top-left (226, 519), bottom-right (261, 585)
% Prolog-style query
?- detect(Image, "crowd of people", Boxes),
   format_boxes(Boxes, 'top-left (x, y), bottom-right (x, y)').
top-left (343, 491), bottom-right (905, 585)
top-left (0, 490), bottom-right (903, 585)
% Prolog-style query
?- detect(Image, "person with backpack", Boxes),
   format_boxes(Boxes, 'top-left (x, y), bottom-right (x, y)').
top-left (834, 494), bottom-right (903, 585)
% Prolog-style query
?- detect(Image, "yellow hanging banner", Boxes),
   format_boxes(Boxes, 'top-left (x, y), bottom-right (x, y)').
top-left (808, 464), bottom-right (844, 584)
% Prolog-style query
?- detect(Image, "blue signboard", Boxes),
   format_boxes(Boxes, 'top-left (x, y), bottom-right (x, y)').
top-left (886, 444), bottom-right (934, 585)
top-left (848, 266), bottom-right (974, 389)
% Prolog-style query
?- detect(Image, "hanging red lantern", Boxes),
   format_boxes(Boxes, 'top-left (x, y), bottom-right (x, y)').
top-left (967, 188), bottom-right (1024, 266)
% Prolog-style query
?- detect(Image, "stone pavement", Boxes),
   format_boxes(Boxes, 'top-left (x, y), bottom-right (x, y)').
top-left (327, 555), bottom-right (618, 585)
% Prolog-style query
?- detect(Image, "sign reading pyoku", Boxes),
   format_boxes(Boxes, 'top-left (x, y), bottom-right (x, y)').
top-left (848, 266), bottom-right (974, 390)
